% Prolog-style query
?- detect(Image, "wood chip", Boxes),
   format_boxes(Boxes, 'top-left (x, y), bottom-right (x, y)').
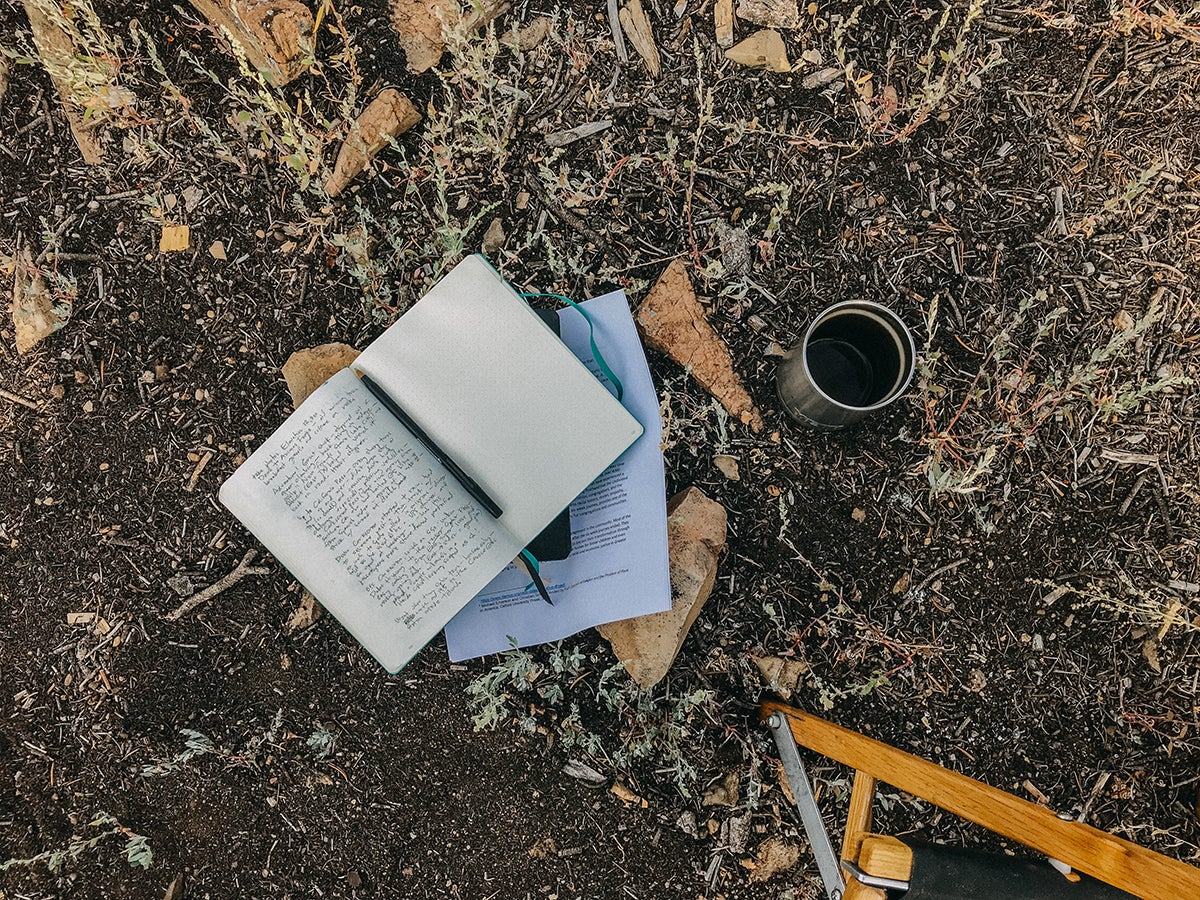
top-left (22, 0), bottom-right (107, 164)
top-left (715, 0), bottom-right (735, 47)
top-left (619, 0), bottom-right (661, 78)
top-left (611, 782), bottom-right (648, 806)
top-left (390, 0), bottom-right (460, 73)
top-left (188, 0), bottom-right (313, 84)
top-left (545, 120), bottom-right (613, 148)
top-left (725, 29), bottom-right (790, 71)
top-left (160, 225), bottom-right (191, 253)
top-left (324, 89), bottom-right (422, 197)
top-left (11, 247), bottom-right (70, 354)
top-left (1098, 447), bottom-right (1158, 466)
top-left (67, 612), bottom-right (96, 625)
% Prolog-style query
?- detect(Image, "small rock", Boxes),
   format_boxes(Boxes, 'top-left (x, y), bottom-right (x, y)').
top-left (716, 222), bottom-right (752, 275)
top-left (324, 89), bottom-right (421, 197)
top-left (167, 574), bottom-right (195, 597)
top-left (702, 770), bottom-right (740, 807)
top-left (209, 240), bottom-right (227, 260)
top-left (727, 813), bottom-right (752, 854)
top-left (714, 454), bottom-right (740, 480)
top-left (677, 810), bottom-right (699, 837)
top-left (286, 590), bottom-right (324, 633)
top-left (748, 838), bottom-right (801, 882)
top-left (597, 487), bottom-right (728, 687)
top-left (635, 260), bottom-right (763, 431)
top-left (725, 30), bottom-right (790, 72)
top-left (182, 185), bottom-right (204, 212)
top-left (851, 507), bottom-right (867, 522)
top-left (752, 655), bottom-right (808, 700)
top-left (281, 343), bottom-right (362, 408)
top-left (892, 571), bottom-right (911, 594)
top-left (736, 0), bottom-right (801, 29)
top-left (481, 218), bottom-right (506, 255)
top-left (528, 836), bottom-right (558, 858)
top-left (390, 0), bottom-right (459, 73)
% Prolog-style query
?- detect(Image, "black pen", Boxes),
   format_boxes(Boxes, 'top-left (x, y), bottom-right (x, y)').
top-left (354, 368), bottom-right (504, 519)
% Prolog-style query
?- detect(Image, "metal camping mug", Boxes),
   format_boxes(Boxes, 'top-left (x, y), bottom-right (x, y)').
top-left (776, 300), bottom-right (916, 429)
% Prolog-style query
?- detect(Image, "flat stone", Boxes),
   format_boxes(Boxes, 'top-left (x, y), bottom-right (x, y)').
top-left (281, 343), bottom-right (361, 407)
top-left (635, 259), bottom-right (763, 431)
top-left (597, 487), bottom-right (727, 688)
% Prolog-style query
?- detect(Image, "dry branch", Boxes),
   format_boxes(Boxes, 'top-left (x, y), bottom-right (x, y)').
top-left (166, 550), bottom-right (271, 619)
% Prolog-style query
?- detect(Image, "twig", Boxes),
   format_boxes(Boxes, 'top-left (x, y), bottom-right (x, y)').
top-left (1068, 35), bottom-right (1112, 114)
top-left (185, 450), bottom-right (214, 492)
top-left (167, 550), bottom-right (270, 619)
top-left (910, 558), bottom-right (968, 597)
top-left (0, 387), bottom-right (39, 409)
top-left (607, 0), bottom-right (629, 64)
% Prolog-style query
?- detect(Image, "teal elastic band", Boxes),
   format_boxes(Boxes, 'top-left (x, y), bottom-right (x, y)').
top-left (519, 548), bottom-right (553, 605)
top-left (520, 292), bottom-right (624, 402)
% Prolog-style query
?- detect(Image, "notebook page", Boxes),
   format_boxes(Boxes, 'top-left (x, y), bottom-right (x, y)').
top-left (219, 368), bottom-right (523, 672)
top-left (355, 256), bottom-right (644, 546)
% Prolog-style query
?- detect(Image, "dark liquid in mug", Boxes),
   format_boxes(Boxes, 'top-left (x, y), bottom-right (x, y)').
top-left (807, 338), bottom-right (874, 407)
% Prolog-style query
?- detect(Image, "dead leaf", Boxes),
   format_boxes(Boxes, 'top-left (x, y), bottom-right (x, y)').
top-left (286, 590), bottom-right (324, 633)
top-left (748, 838), bottom-right (800, 882)
top-left (892, 571), bottom-right (911, 594)
top-left (702, 770), bottom-right (739, 807)
top-left (282, 343), bottom-right (362, 407)
top-left (11, 248), bottom-right (70, 354)
top-left (611, 782), bottom-right (647, 806)
top-left (163, 874), bottom-right (184, 900)
top-left (774, 759), bottom-right (796, 806)
top-left (1113, 309), bottom-right (1135, 332)
top-left (1142, 637), bottom-right (1161, 673)
top-left (753, 655), bottom-right (808, 699)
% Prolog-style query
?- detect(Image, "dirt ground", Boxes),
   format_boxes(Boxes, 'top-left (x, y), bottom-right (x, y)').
top-left (2, 0), bottom-right (1199, 897)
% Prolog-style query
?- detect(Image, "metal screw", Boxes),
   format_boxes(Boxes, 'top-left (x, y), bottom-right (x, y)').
top-left (767, 714), bottom-right (782, 728)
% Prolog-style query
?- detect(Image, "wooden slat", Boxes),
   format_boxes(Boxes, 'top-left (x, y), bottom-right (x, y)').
top-left (859, 835), bottom-right (914, 881)
top-left (761, 700), bottom-right (1200, 900)
top-left (841, 770), bottom-right (876, 863)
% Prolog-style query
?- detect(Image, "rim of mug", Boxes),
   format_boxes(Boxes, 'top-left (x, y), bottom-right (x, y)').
top-left (799, 300), bottom-right (917, 412)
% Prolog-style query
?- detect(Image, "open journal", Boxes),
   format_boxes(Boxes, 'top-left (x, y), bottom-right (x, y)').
top-left (219, 256), bottom-right (644, 672)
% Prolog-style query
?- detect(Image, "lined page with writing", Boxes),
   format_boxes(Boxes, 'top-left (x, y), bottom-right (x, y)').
top-left (219, 368), bottom-right (523, 672)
